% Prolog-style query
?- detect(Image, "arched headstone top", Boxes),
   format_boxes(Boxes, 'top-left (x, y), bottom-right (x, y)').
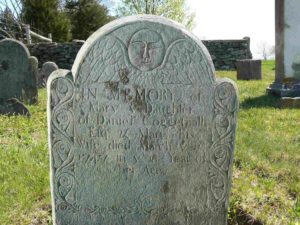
top-left (0, 38), bottom-right (30, 56)
top-left (72, 15), bottom-right (216, 87)
top-left (0, 38), bottom-right (37, 104)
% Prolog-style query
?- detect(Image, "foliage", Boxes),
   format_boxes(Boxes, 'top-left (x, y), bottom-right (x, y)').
top-left (0, 8), bottom-right (16, 39)
top-left (0, 61), bottom-right (299, 224)
top-left (0, 1), bottom-right (23, 40)
top-left (116, 0), bottom-right (195, 30)
top-left (65, 0), bottom-right (113, 40)
top-left (21, 0), bottom-right (71, 42)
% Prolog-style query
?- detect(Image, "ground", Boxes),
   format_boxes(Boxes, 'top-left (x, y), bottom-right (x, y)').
top-left (0, 61), bottom-right (299, 225)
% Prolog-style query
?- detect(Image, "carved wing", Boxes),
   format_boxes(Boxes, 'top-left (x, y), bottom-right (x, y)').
top-left (160, 39), bottom-right (215, 86)
top-left (76, 35), bottom-right (131, 85)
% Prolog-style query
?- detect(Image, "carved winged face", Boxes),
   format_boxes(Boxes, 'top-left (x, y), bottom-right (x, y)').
top-left (128, 29), bottom-right (165, 71)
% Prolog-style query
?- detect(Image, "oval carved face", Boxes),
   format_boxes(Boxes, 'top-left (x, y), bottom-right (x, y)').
top-left (128, 29), bottom-right (165, 71)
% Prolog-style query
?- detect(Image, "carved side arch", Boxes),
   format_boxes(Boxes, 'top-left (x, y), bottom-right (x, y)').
top-left (49, 70), bottom-right (77, 211)
top-left (208, 79), bottom-right (238, 214)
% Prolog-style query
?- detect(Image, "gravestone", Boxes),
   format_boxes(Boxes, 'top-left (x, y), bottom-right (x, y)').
top-left (236, 59), bottom-right (262, 80)
top-left (48, 15), bottom-right (238, 225)
top-left (27, 56), bottom-right (39, 104)
top-left (39, 61), bottom-right (59, 87)
top-left (0, 38), bottom-right (38, 105)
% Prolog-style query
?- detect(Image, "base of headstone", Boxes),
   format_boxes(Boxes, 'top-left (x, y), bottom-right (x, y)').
top-left (280, 97), bottom-right (300, 108)
top-left (267, 80), bottom-right (300, 97)
top-left (0, 98), bottom-right (31, 116)
top-left (236, 59), bottom-right (262, 80)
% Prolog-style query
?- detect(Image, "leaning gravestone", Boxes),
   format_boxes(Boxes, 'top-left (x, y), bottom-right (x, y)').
top-left (0, 38), bottom-right (38, 105)
top-left (48, 15), bottom-right (238, 225)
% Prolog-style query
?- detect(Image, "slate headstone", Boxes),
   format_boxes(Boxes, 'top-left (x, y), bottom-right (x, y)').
top-left (48, 15), bottom-right (238, 225)
top-left (236, 59), bottom-right (262, 80)
top-left (27, 56), bottom-right (39, 104)
top-left (0, 38), bottom-right (38, 104)
top-left (39, 61), bottom-right (59, 87)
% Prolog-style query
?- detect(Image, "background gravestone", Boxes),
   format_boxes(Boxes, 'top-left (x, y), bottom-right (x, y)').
top-left (48, 15), bottom-right (238, 225)
top-left (0, 38), bottom-right (38, 105)
top-left (39, 61), bottom-right (59, 88)
top-left (236, 59), bottom-right (262, 80)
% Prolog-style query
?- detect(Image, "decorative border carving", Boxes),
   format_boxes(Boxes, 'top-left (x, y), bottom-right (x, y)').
top-left (50, 77), bottom-right (76, 210)
top-left (208, 80), bottom-right (238, 214)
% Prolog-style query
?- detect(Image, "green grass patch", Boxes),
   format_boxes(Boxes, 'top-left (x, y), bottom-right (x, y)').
top-left (218, 61), bottom-right (300, 225)
top-left (0, 89), bottom-right (51, 224)
top-left (0, 60), bottom-right (299, 224)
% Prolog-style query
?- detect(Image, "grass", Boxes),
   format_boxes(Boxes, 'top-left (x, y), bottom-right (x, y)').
top-left (0, 89), bottom-right (51, 225)
top-left (217, 60), bottom-right (300, 225)
top-left (0, 60), bottom-right (299, 224)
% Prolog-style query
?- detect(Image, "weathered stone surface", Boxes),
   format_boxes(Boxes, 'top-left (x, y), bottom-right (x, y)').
top-left (48, 15), bottom-right (238, 225)
top-left (0, 38), bottom-right (38, 104)
top-left (39, 61), bottom-right (59, 87)
top-left (202, 37), bottom-right (252, 70)
top-left (236, 59), bottom-right (262, 80)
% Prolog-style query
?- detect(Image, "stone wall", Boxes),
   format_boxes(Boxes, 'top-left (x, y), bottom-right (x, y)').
top-left (202, 37), bottom-right (252, 70)
top-left (28, 38), bottom-right (252, 70)
top-left (27, 40), bottom-right (84, 69)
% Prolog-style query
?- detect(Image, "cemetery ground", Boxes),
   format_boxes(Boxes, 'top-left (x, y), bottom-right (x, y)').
top-left (0, 61), bottom-right (299, 225)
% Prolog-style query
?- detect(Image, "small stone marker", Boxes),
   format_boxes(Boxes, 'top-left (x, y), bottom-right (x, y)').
top-left (48, 16), bottom-right (238, 225)
top-left (39, 61), bottom-right (59, 87)
top-left (236, 59), bottom-right (262, 80)
top-left (0, 38), bottom-right (38, 105)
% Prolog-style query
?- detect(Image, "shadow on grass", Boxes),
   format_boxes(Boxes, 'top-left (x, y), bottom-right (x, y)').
top-left (240, 94), bottom-right (280, 109)
top-left (228, 207), bottom-right (263, 225)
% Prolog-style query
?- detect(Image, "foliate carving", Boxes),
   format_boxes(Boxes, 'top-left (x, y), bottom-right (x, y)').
top-left (50, 76), bottom-right (76, 208)
top-left (208, 81), bottom-right (238, 212)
